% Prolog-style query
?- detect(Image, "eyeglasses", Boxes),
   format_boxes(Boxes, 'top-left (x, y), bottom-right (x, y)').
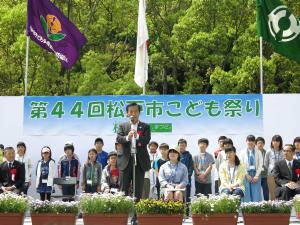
top-left (42, 152), bottom-right (50, 154)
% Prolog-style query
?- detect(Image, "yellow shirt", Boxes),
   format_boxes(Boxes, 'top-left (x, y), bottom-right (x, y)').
top-left (219, 161), bottom-right (246, 193)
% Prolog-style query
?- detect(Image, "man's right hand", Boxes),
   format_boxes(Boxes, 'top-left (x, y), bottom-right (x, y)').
top-left (128, 130), bottom-right (137, 139)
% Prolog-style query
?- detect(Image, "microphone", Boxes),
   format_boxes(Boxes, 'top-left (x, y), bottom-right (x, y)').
top-left (127, 115), bottom-right (137, 165)
top-left (126, 115), bottom-right (135, 123)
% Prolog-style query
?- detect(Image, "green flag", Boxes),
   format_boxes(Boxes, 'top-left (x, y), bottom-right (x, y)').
top-left (256, 0), bottom-right (300, 62)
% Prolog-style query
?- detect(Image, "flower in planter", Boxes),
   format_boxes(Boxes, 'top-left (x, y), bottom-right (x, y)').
top-left (293, 194), bottom-right (300, 213)
top-left (135, 199), bottom-right (185, 215)
top-left (241, 200), bottom-right (293, 214)
top-left (0, 193), bottom-right (28, 213)
top-left (30, 199), bottom-right (78, 214)
top-left (190, 194), bottom-right (240, 215)
top-left (79, 193), bottom-right (134, 214)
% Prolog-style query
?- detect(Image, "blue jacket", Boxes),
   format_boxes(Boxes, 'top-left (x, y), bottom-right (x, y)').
top-left (59, 157), bottom-right (80, 182)
top-left (180, 151), bottom-right (194, 180)
top-left (96, 151), bottom-right (108, 168)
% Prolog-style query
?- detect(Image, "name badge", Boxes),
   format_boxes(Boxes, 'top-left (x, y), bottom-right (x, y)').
top-left (111, 188), bottom-right (118, 193)
top-left (87, 180), bottom-right (93, 185)
top-left (42, 179), bottom-right (48, 184)
top-left (249, 165), bottom-right (255, 170)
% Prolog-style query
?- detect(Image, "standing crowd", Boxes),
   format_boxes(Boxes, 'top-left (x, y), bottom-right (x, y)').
top-left (0, 134), bottom-right (300, 202)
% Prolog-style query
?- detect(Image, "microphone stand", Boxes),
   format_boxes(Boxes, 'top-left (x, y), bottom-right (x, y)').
top-left (129, 117), bottom-right (138, 225)
top-left (131, 131), bottom-right (137, 199)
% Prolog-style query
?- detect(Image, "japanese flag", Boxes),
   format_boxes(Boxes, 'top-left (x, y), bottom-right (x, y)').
top-left (134, 0), bottom-right (149, 89)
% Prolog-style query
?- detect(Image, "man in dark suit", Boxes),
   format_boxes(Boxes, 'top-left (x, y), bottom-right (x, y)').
top-left (116, 102), bottom-right (151, 200)
top-left (273, 144), bottom-right (300, 200)
top-left (0, 147), bottom-right (25, 194)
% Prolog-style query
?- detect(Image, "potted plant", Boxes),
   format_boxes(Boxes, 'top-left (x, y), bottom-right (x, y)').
top-left (135, 199), bottom-right (184, 225)
top-left (190, 194), bottom-right (240, 225)
top-left (30, 199), bottom-right (78, 225)
top-left (79, 193), bottom-right (133, 225)
top-left (0, 193), bottom-right (28, 225)
top-left (294, 194), bottom-right (300, 220)
top-left (241, 200), bottom-right (292, 225)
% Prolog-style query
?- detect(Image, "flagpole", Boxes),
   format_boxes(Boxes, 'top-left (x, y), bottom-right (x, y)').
top-left (259, 36), bottom-right (263, 94)
top-left (25, 35), bottom-right (30, 96)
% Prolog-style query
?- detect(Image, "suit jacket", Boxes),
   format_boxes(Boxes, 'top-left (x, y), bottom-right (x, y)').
top-left (0, 160), bottom-right (25, 189)
top-left (273, 159), bottom-right (300, 195)
top-left (116, 121), bottom-right (151, 171)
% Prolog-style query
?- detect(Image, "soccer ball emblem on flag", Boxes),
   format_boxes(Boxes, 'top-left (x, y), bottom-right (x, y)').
top-left (268, 5), bottom-right (300, 42)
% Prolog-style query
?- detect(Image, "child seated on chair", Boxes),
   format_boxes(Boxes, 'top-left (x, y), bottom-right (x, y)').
top-left (158, 146), bottom-right (188, 201)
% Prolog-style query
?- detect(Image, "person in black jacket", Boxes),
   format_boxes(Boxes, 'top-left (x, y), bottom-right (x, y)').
top-left (116, 103), bottom-right (151, 200)
top-left (0, 147), bottom-right (25, 194)
top-left (273, 144), bottom-right (300, 200)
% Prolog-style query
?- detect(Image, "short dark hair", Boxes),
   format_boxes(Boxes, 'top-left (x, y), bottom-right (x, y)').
top-left (64, 143), bottom-right (74, 153)
top-left (167, 149), bottom-right (180, 161)
top-left (218, 136), bottom-right (227, 141)
top-left (148, 141), bottom-right (159, 148)
top-left (0, 144), bottom-right (4, 149)
top-left (293, 137), bottom-right (300, 145)
top-left (198, 138), bottom-right (209, 146)
top-left (159, 143), bottom-right (169, 150)
top-left (223, 138), bottom-right (233, 146)
top-left (284, 144), bottom-right (295, 152)
top-left (94, 137), bottom-right (104, 145)
top-left (17, 141), bottom-right (26, 150)
top-left (256, 137), bottom-right (265, 144)
top-left (126, 102), bottom-right (141, 113)
top-left (246, 135), bottom-right (256, 142)
top-left (178, 138), bottom-right (187, 145)
top-left (4, 147), bottom-right (14, 152)
top-left (271, 135), bottom-right (283, 150)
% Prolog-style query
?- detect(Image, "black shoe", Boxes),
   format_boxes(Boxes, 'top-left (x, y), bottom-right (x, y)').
top-left (131, 220), bottom-right (138, 225)
top-left (131, 216), bottom-right (138, 225)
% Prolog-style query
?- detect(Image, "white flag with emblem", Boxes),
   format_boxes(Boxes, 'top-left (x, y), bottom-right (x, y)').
top-left (134, 0), bottom-right (149, 88)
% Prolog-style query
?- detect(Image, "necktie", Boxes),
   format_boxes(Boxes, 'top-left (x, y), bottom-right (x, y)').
top-left (8, 162), bottom-right (12, 169)
top-left (288, 162), bottom-right (292, 175)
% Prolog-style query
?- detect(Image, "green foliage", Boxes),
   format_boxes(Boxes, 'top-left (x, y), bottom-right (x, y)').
top-left (0, 0), bottom-right (300, 95)
top-left (79, 193), bottom-right (133, 214)
top-left (30, 200), bottom-right (79, 214)
top-left (135, 199), bottom-right (184, 215)
top-left (0, 193), bottom-right (28, 213)
top-left (190, 194), bottom-right (240, 214)
top-left (293, 194), bottom-right (300, 213)
top-left (241, 201), bottom-right (292, 214)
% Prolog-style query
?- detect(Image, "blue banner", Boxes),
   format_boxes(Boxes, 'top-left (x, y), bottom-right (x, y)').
top-left (23, 94), bottom-right (263, 136)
